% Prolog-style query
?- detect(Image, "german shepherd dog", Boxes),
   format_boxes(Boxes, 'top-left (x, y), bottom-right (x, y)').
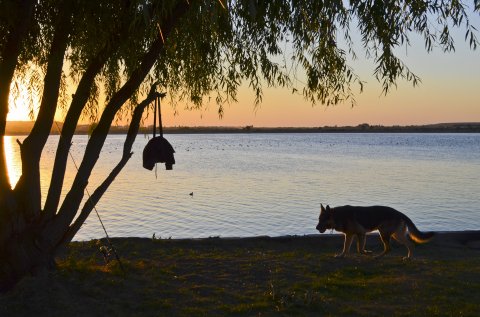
top-left (316, 204), bottom-right (435, 259)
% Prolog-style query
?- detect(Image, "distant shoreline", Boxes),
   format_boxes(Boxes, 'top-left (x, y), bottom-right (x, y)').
top-left (5, 121), bottom-right (480, 135)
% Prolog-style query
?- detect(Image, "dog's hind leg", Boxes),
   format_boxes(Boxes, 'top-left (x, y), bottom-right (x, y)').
top-left (375, 231), bottom-right (392, 258)
top-left (392, 224), bottom-right (414, 260)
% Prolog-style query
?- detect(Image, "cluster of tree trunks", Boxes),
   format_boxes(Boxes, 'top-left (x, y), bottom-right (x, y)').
top-left (0, 0), bottom-right (189, 292)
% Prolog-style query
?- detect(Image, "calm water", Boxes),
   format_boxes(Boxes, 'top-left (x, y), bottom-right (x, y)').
top-left (5, 133), bottom-right (480, 240)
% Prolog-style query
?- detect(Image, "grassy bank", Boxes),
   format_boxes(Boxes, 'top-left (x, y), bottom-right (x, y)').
top-left (1, 233), bottom-right (479, 316)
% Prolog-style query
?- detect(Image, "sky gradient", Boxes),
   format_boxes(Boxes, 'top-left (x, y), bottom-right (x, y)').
top-left (7, 13), bottom-right (480, 128)
top-left (159, 34), bottom-right (480, 127)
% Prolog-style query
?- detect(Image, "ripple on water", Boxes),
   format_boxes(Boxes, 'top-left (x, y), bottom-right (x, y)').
top-left (21, 133), bottom-right (480, 240)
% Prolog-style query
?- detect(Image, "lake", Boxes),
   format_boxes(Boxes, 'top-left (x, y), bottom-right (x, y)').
top-left (4, 133), bottom-right (480, 240)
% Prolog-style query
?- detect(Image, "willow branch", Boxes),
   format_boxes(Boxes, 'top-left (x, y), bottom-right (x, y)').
top-left (43, 1), bottom-right (190, 247)
top-left (43, 42), bottom-right (118, 220)
top-left (61, 88), bottom-right (161, 245)
top-left (44, 1), bottom-right (135, 219)
top-left (51, 38), bottom-right (163, 232)
top-left (13, 1), bottom-right (73, 219)
top-left (23, 0), bottom-right (73, 158)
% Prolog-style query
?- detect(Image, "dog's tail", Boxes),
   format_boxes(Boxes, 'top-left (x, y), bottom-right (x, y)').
top-left (403, 215), bottom-right (435, 243)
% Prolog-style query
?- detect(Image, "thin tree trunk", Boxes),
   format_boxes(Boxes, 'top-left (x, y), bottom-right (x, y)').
top-left (46, 37), bottom-right (165, 245)
top-left (42, 1), bottom-right (190, 248)
top-left (0, 0), bottom-right (36, 251)
top-left (43, 43), bottom-right (118, 219)
top-left (44, 0), bottom-right (135, 219)
top-left (0, 0), bottom-right (36, 192)
top-left (14, 0), bottom-right (74, 220)
top-left (62, 87), bottom-right (161, 244)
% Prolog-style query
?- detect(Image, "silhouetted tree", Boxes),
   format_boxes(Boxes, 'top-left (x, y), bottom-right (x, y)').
top-left (0, 0), bottom-right (478, 291)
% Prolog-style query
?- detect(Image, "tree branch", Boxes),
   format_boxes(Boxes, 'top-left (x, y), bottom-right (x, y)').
top-left (43, 40), bottom-right (118, 220)
top-left (13, 0), bottom-right (73, 219)
top-left (23, 0), bottom-right (73, 157)
top-left (61, 87), bottom-right (161, 244)
top-left (42, 1), bottom-right (190, 248)
top-left (44, 0), bottom-right (135, 219)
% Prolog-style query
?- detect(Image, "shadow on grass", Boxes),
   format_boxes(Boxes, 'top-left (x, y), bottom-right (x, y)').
top-left (1, 234), bottom-right (479, 316)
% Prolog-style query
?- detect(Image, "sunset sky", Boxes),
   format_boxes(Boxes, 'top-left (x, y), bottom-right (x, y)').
top-left (161, 27), bottom-right (480, 127)
top-left (7, 14), bottom-right (480, 128)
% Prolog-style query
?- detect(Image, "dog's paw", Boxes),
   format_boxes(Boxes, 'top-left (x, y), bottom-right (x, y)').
top-left (334, 253), bottom-right (346, 258)
top-left (360, 250), bottom-right (373, 255)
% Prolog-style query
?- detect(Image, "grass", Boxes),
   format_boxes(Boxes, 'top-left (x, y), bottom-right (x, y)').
top-left (1, 234), bottom-right (479, 316)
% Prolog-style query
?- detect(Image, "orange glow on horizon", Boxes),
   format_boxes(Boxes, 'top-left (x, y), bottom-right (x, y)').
top-left (6, 38), bottom-right (480, 128)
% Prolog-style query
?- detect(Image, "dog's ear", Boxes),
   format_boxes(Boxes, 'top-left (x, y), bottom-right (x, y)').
top-left (320, 203), bottom-right (324, 211)
top-left (326, 205), bottom-right (331, 212)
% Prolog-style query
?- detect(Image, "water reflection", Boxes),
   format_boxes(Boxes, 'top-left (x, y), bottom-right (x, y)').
top-left (3, 133), bottom-right (480, 241)
top-left (4, 136), bottom-right (22, 187)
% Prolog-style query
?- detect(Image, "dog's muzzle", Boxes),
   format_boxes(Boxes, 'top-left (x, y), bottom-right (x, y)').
top-left (316, 224), bottom-right (326, 233)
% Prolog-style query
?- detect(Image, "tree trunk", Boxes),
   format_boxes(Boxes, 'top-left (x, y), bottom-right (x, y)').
top-left (2, 3), bottom-right (75, 277)
top-left (0, 227), bottom-right (56, 292)
top-left (1, 1), bottom-right (191, 292)
top-left (0, 88), bottom-right (161, 292)
top-left (15, 0), bottom-right (74, 220)
top-left (0, 0), bottom-right (37, 292)
top-left (43, 43), bottom-right (117, 219)
top-left (0, 0), bottom-right (36, 193)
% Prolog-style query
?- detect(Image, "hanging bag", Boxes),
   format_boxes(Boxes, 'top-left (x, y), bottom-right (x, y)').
top-left (142, 93), bottom-right (175, 170)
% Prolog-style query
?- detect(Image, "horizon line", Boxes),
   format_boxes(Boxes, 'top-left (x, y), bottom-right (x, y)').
top-left (6, 120), bottom-right (480, 129)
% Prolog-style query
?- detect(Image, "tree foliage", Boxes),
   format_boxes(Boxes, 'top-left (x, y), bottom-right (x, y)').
top-left (0, 0), bottom-right (478, 291)
top-left (6, 1), bottom-right (479, 118)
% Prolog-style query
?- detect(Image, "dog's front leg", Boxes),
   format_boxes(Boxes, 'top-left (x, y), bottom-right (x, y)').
top-left (335, 233), bottom-right (353, 258)
top-left (357, 234), bottom-right (373, 255)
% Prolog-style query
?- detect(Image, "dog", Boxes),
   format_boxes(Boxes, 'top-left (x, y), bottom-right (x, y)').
top-left (316, 204), bottom-right (434, 259)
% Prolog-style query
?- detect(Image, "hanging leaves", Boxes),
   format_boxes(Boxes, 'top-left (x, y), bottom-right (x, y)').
top-left (3, 0), bottom-right (478, 120)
